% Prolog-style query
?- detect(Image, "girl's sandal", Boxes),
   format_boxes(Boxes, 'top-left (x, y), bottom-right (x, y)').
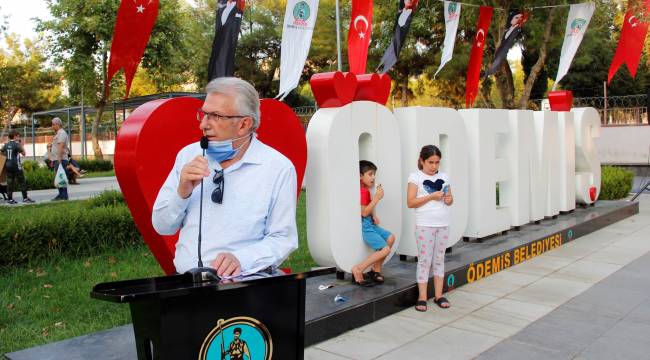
top-left (415, 300), bottom-right (427, 312)
top-left (433, 297), bottom-right (450, 309)
top-left (367, 270), bottom-right (385, 284)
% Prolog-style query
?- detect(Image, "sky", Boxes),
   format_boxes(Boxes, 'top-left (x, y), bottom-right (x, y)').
top-left (0, 0), bottom-right (195, 45)
top-left (0, 0), bottom-right (52, 43)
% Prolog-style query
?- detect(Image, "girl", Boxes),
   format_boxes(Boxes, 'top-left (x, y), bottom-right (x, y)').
top-left (407, 145), bottom-right (453, 311)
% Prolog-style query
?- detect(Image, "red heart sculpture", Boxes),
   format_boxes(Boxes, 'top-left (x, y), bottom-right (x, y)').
top-left (589, 186), bottom-right (597, 202)
top-left (355, 73), bottom-right (392, 105)
top-left (257, 99), bottom-right (307, 197)
top-left (115, 97), bottom-right (307, 274)
top-left (377, 73), bottom-right (392, 105)
top-left (354, 73), bottom-right (381, 103)
top-left (548, 90), bottom-right (573, 111)
top-left (310, 71), bottom-right (357, 108)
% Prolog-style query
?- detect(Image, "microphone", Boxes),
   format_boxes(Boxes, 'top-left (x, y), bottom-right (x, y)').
top-left (185, 136), bottom-right (220, 283)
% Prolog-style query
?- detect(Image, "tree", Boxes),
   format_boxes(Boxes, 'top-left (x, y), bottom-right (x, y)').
top-left (38, 0), bottom-right (192, 159)
top-left (546, 0), bottom-right (648, 97)
top-left (366, 0), bottom-right (442, 106)
top-left (0, 5), bottom-right (7, 39)
top-left (0, 34), bottom-right (62, 136)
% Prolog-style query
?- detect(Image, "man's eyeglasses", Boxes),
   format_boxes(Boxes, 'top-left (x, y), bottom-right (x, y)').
top-left (197, 109), bottom-right (247, 123)
top-left (212, 169), bottom-right (224, 204)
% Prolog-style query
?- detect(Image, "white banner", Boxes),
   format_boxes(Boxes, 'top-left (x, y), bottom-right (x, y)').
top-left (277, 0), bottom-right (319, 100)
top-left (553, 2), bottom-right (594, 90)
top-left (434, 1), bottom-right (461, 77)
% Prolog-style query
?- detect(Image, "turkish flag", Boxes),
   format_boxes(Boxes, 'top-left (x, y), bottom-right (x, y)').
top-left (607, 0), bottom-right (650, 83)
top-left (106, 0), bottom-right (159, 98)
top-left (347, 0), bottom-right (373, 74)
top-left (465, 6), bottom-right (493, 108)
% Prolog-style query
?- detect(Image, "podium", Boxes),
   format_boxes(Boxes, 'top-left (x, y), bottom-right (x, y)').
top-left (92, 268), bottom-right (334, 360)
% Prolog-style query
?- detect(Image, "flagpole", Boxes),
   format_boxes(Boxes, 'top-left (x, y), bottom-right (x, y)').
top-left (335, 0), bottom-right (342, 71)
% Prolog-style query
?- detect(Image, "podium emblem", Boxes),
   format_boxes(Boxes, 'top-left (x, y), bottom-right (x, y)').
top-left (199, 316), bottom-right (273, 360)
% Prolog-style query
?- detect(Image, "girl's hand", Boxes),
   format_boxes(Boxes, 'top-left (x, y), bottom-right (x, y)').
top-left (372, 214), bottom-right (380, 225)
top-left (443, 193), bottom-right (453, 205)
top-left (430, 191), bottom-right (444, 201)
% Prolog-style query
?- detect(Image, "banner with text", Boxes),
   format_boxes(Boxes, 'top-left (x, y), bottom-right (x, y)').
top-left (278, 0), bottom-right (319, 100)
top-left (553, 2), bottom-right (595, 90)
top-left (434, 1), bottom-right (461, 77)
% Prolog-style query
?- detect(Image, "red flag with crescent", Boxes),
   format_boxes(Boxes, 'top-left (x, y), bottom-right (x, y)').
top-left (607, 0), bottom-right (650, 83)
top-left (465, 6), bottom-right (493, 108)
top-left (106, 0), bottom-right (159, 98)
top-left (347, 0), bottom-right (373, 74)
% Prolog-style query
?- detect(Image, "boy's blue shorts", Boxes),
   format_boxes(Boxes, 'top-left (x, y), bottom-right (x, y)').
top-left (361, 216), bottom-right (392, 250)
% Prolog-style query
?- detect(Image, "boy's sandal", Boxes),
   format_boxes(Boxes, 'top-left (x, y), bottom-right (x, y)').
top-left (433, 297), bottom-right (450, 308)
top-left (415, 300), bottom-right (427, 312)
top-left (351, 277), bottom-right (374, 287)
top-left (367, 270), bottom-right (385, 284)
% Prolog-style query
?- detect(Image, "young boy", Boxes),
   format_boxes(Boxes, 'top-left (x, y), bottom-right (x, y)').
top-left (0, 130), bottom-right (35, 204)
top-left (351, 160), bottom-right (396, 286)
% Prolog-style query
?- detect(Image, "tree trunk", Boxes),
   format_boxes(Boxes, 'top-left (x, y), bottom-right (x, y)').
top-left (401, 79), bottom-right (408, 107)
top-left (92, 49), bottom-right (107, 160)
top-left (2, 107), bottom-right (19, 138)
top-left (495, 61), bottom-right (516, 108)
top-left (492, 1), bottom-right (516, 108)
top-left (480, 77), bottom-right (495, 108)
top-left (518, 8), bottom-right (557, 109)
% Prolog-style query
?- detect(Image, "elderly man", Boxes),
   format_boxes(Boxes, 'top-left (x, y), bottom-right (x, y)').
top-left (51, 117), bottom-right (70, 200)
top-left (152, 77), bottom-right (298, 277)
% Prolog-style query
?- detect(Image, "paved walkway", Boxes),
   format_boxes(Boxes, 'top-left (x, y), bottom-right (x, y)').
top-left (1, 176), bottom-right (120, 205)
top-left (306, 195), bottom-right (650, 360)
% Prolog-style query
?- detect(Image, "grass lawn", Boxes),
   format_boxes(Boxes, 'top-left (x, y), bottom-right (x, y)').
top-left (0, 192), bottom-right (315, 355)
top-left (83, 170), bottom-right (115, 178)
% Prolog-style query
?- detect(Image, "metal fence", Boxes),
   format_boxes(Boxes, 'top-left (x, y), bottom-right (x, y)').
top-left (4, 93), bottom-right (646, 160)
top-left (532, 94), bottom-right (648, 126)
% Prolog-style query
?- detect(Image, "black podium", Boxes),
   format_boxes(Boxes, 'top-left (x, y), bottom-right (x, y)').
top-left (91, 268), bottom-right (334, 360)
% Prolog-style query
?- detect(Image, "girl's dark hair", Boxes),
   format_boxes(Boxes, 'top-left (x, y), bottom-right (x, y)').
top-left (359, 160), bottom-right (377, 174)
top-left (418, 145), bottom-right (442, 170)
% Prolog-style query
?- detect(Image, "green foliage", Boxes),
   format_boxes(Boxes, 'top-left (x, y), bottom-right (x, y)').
top-left (0, 200), bottom-right (140, 267)
top-left (24, 167), bottom-right (56, 191)
top-left (37, 0), bottom-right (192, 106)
top-left (599, 166), bottom-right (634, 200)
top-left (21, 160), bottom-right (41, 172)
top-left (0, 35), bottom-right (63, 127)
top-left (546, 0), bottom-right (648, 97)
top-left (76, 159), bottom-right (113, 172)
top-left (86, 190), bottom-right (124, 208)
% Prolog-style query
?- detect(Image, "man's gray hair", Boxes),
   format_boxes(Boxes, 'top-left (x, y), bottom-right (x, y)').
top-left (205, 77), bottom-right (261, 131)
top-left (52, 117), bottom-right (63, 126)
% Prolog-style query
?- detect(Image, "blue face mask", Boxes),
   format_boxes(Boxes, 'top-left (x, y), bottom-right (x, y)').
top-left (205, 134), bottom-right (251, 163)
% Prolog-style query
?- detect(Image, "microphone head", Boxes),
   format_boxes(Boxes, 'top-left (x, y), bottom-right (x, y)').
top-left (200, 136), bottom-right (209, 149)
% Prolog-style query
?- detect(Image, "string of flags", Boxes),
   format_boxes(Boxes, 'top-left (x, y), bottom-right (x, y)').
top-left (105, 0), bottom-right (650, 108)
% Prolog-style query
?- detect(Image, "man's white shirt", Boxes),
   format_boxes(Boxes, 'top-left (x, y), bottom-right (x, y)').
top-left (152, 135), bottom-right (298, 274)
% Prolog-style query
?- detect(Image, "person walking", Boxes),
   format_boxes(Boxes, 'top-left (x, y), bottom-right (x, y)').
top-left (0, 130), bottom-right (35, 204)
top-left (51, 117), bottom-right (70, 200)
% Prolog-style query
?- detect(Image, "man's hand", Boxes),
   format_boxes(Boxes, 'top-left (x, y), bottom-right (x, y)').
top-left (178, 156), bottom-right (210, 199)
top-left (372, 214), bottom-right (380, 225)
top-left (211, 252), bottom-right (242, 277)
